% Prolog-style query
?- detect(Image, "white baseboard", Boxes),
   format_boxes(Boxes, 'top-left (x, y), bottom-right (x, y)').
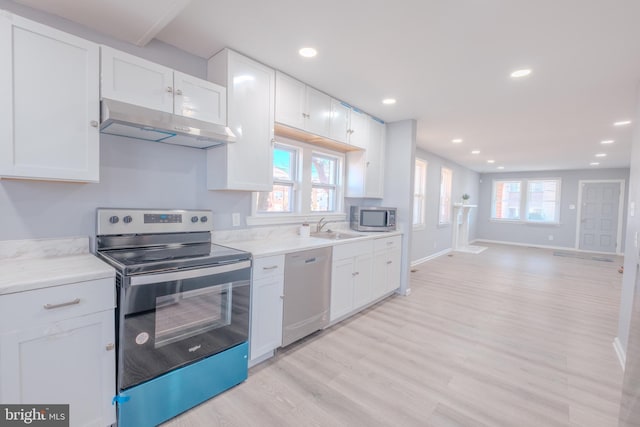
top-left (474, 239), bottom-right (622, 256)
top-left (411, 248), bottom-right (452, 267)
top-left (613, 337), bottom-right (626, 371)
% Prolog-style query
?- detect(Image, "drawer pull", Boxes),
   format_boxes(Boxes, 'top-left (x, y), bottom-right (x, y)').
top-left (262, 265), bottom-right (279, 270)
top-left (43, 298), bottom-right (80, 310)
top-left (387, 261), bottom-right (393, 265)
top-left (352, 272), bottom-right (360, 277)
top-left (106, 343), bottom-right (115, 351)
top-left (387, 241), bottom-right (394, 245)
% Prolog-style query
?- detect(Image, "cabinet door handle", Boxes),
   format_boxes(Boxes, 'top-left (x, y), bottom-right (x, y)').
top-left (90, 120), bottom-right (99, 128)
top-left (166, 86), bottom-right (173, 93)
top-left (262, 265), bottom-right (279, 270)
top-left (175, 89), bottom-right (183, 96)
top-left (43, 298), bottom-right (80, 310)
top-left (106, 343), bottom-right (115, 351)
top-left (352, 272), bottom-right (360, 277)
top-left (387, 261), bottom-right (393, 265)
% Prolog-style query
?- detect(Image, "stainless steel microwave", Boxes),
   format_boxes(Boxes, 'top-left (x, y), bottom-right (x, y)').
top-left (350, 206), bottom-right (397, 232)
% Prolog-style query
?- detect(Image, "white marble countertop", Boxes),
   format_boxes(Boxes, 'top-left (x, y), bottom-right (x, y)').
top-left (221, 230), bottom-right (403, 258)
top-left (0, 237), bottom-right (115, 296)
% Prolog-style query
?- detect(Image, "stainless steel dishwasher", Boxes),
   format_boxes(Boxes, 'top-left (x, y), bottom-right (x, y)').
top-left (282, 246), bottom-right (332, 347)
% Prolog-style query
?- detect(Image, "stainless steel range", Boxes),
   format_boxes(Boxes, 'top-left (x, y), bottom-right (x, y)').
top-left (95, 208), bottom-right (251, 427)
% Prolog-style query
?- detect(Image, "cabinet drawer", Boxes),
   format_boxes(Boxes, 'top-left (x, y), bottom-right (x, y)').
top-left (374, 235), bottom-right (402, 252)
top-left (253, 255), bottom-right (285, 281)
top-left (0, 278), bottom-right (115, 333)
top-left (333, 240), bottom-right (373, 261)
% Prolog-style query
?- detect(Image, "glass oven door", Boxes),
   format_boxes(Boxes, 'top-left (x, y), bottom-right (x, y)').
top-left (118, 260), bottom-right (251, 390)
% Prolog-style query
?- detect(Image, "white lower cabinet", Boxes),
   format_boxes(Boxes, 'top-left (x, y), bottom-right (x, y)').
top-left (0, 278), bottom-right (116, 427)
top-left (249, 255), bottom-right (284, 364)
top-left (330, 240), bottom-right (374, 322)
top-left (373, 235), bottom-right (402, 296)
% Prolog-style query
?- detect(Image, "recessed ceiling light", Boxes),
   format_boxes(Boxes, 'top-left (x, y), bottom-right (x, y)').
top-left (298, 47), bottom-right (317, 58)
top-left (590, 162), bottom-right (600, 166)
top-left (601, 140), bottom-right (615, 144)
top-left (452, 138), bottom-right (463, 143)
top-left (614, 120), bottom-right (632, 126)
top-left (471, 150), bottom-right (480, 154)
top-left (497, 166), bottom-right (505, 170)
top-left (487, 160), bottom-right (495, 164)
top-left (595, 153), bottom-right (607, 157)
top-left (382, 98), bottom-right (396, 105)
top-left (510, 69), bottom-right (532, 78)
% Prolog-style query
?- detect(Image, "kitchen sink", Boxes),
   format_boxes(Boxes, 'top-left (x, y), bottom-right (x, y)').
top-left (311, 231), bottom-right (361, 240)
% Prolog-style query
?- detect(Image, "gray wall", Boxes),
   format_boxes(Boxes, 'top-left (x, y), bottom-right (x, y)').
top-left (476, 168), bottom-right (629, 251)
top-left (0, 2), bottom-right (253, 243)
top-left (617, 83), bottom-right (640, 357)
top-left (411, 148), bottom-right (480, 263)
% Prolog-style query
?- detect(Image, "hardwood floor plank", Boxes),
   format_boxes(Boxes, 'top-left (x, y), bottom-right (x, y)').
top-left (163, 243), bottom-right (623, 427)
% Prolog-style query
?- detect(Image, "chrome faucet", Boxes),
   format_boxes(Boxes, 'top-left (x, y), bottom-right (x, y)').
top-left (316, 217), bottom-right (328, 233)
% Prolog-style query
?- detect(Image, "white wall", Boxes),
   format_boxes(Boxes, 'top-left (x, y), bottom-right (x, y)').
top-left (617, 82), bottom-right (640, 358)
top-left (411, 148), bottom-right (480, 264)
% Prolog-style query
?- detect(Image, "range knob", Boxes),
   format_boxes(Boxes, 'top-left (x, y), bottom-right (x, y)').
top-left (191, 216), bottom-right (199, 223)
top-left (109, 215), bottom-right (119, 224)
top-left (123, 215), bottom-right (133, 224)
top-left (200, 216), bottom-right (208, 223)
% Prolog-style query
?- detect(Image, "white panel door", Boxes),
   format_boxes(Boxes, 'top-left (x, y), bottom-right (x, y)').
top-left (329, 98), bottom-right (350, 143)
top-left (100, 45), bottom-right (174, 113)
top-left (0, 311), bottom-right (116, 427)
top-left (250, 275), bottom-right (284, 361)
top-left (173, 71), bottom-right (226, 125)
top-left (0, 13), bottom-right (100, 182)
top-left (275, 71), bottom-right (306, 129)
top-left (305, 86), bottom-right (331, 137)
top-left (579, 182), bottom-right (620, 253)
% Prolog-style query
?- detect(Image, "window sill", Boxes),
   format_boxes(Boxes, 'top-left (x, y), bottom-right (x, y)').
top-left (246, 212), bottom-right (347, 227)
top-left (489, 218), bottom-right (561, 227)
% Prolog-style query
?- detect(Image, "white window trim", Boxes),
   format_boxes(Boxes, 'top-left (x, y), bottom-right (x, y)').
top-left (248, 137), bottom-right (346, 226)
top-left (438, 167), bottom-right (453, 226)
top-left (413, 158), bottom-right (427, 230)
top-left (490, 177), bottom-right (562, 224)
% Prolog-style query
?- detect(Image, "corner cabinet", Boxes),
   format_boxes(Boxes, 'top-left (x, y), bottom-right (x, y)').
top-left (0, 12), bottom-right (100, 182)
top-left (207, 49), bottom-right (275, 191)
top-left (249, 255), bottom-right (284, 365)
top-left (0, 277), bottom-right (116, 427)
top-left (346, 116), bottom-right (386, 198)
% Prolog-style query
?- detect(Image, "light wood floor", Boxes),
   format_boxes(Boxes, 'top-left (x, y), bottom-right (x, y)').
top-left (163, 243), bottom-right (624, 427)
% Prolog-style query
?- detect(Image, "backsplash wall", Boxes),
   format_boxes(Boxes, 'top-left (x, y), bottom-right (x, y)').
top-left (0, 135), bottom-right (253, 243)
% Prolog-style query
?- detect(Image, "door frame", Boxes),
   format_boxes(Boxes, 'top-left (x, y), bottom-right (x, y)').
top-left (575, 179), bottom-right (625, 254)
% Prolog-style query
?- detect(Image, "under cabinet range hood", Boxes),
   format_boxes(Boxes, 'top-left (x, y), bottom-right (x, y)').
top-left (100, 98), bottom-right (236, 148)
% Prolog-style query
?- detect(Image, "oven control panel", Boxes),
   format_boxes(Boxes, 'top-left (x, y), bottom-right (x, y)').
top-left (97, 209), bottom-right (213, 235)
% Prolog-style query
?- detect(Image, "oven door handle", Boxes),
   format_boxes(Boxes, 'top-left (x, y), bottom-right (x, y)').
top-left (129, 260), bottom-right (251, 286)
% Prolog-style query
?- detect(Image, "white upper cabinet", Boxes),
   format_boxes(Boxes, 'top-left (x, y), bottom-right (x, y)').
top-left (275, 72), bottom-right (306, 129)
top-left (101, 46), bottom-right (226, 125)
top-left (347, 108), bottom-right (369, 149)
top-left (100, 46), bottom-right (174, 114)
top-left (329, 99), bottom-right (351, 143)
top-left (207, 49), bottom-right (275, 191)
top-left (174, 71), bottom-right (226, 124)
top-left (275, 71), bottom-right (331, 138)
top-left (0, 12), bottom-right (100, 182)
top-left (346, 115), bottom-right (386, 198)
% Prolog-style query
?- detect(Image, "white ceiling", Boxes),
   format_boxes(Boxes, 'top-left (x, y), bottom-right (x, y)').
top-left (14, 0), bottom-right (640, 173)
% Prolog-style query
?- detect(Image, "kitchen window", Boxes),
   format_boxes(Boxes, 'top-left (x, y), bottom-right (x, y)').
top-left (491, 178), bottom-right (561, 223)
top-left (413, 159), bottom-right (427, 228)
top-left (249, 138), bottom-right (344, 225)
top-left (438, 167), bottom-right (453, 225)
